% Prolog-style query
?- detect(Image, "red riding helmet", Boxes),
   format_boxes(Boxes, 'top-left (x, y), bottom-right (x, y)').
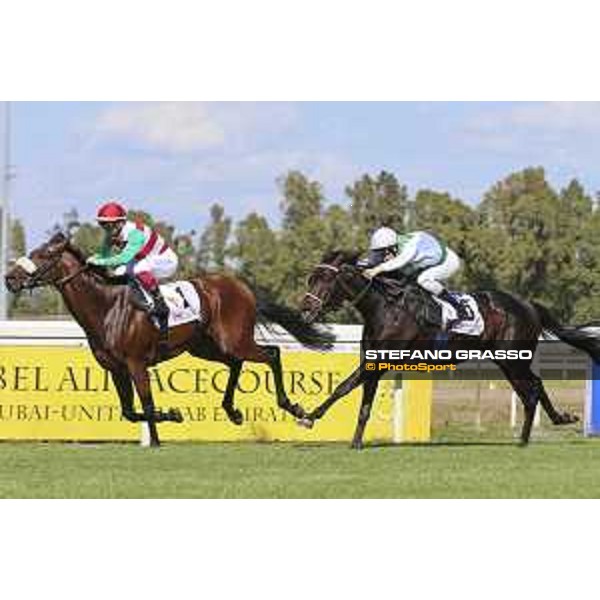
top-left (97, 201), bottom-right (128, 223)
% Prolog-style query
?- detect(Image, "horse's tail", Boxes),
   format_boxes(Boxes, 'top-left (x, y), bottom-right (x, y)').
top-left (532, 301), bottom-right (600, 362)
top-left (254, 288), bottom-right (335, 351)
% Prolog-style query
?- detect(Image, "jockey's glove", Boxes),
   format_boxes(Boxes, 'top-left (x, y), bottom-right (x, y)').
top-left (363, 267), bottom-right (380, 279)
top-left (87, 255), bottom-right (106, 266)
top-left (362, 269), bottom-right (377, 279)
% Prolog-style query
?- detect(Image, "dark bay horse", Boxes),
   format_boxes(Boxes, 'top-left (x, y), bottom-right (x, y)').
top-left (299, 250), bottom-right (600, 449)
top-left (5, 232), bottom-right (333, 446)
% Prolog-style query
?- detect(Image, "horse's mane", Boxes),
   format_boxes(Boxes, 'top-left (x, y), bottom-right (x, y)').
top-left (321, 249), bottom-right (362, 266)
top-left (45, 232), bottom-right (89, 265)
top-left (65, 240), bottom-right (89, 264)
top-left (57, 234), bottom-right (127, 286)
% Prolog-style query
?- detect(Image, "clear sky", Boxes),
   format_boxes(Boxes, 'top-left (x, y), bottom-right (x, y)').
top-left (5, 101), bottom-right (600, 248)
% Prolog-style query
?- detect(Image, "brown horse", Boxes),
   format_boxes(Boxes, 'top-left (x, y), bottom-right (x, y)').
top-left (5, 232), bottom-right (334, 446)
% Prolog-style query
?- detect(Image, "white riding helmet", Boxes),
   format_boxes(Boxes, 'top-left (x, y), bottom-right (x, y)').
top-left (370, 227), bottom-right (398, 251)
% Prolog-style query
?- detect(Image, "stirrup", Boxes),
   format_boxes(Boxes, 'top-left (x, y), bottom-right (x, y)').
top-left (155, 316), bottom-right (169, 355)
top-left (150, 292), bottom-right (169, 317)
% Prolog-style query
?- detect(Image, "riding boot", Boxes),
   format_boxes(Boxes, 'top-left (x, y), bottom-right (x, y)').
top-left (149, 287), bottom-right (170, 356)
top-left (128, 277), bottom-right (151, 311)
top-left (438, 289), bottom-right (469, 321)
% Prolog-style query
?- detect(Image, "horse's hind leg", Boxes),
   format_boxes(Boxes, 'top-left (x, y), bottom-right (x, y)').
top-left (129, 365), bottom-right (160, 447)
top-left (262, 344), bottom-right (308, 419)
top-left (221, 358), bottom-right (244, 425)
top-left (532, 374), bottom-right (579, 425)
top-left (498, 364), bottom-right (541, 445)
top-left (511, 378), bottom-right (538, 445)
top-left (235, 342), bottom-right (307, 420)
top-left (187, 339), bottom-right (245, 426)
top-left (499, 363), bottom-right (578, 443)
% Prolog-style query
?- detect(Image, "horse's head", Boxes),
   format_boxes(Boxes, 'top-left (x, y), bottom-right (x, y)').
top-left (300, 249), bottom-right (365, 323)
top-left (5, 232), bottom-right (83, 293)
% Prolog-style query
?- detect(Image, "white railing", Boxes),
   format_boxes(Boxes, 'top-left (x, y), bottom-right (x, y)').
top-left (0, 320), bottom-right (364, 352)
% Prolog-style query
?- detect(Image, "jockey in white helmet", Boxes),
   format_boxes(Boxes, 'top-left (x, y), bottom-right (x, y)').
top-left (363, 226), bottom-right (469, 322)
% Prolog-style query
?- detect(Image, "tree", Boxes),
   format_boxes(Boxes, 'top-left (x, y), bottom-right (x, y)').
top-left (414, 190), bottom-right (476, 248)
top-left (196, 203), bottom-right (232, 271)
top-left (47, 207), bottom-right (80, 238)
top-left (414, 189), bottom-right (478, 289)
top-left (35, 208), bottom-right (88, 317)
top-left (11, 166), bottom-right (600, 324)
top-left (10, 218), bottom-right (26, 258)
top-left (128, 209), bottom-right (155, 227)
top-left (555, 179), bottom-right (599, 321)
top-left (8, 218), bottom-right (28, 317)
top-left (345, 171), bottom-right (409, 249)
top-left (173, 233), bottom-right (198, 278)
top-left (278, 171), bottom-right (329, 306)
top-left (322, 204), bottom-right (356, 253)
top-left (71, 222), bottom-right (103, 256)
top-left (231, 212), bottom-right (283, 293)
top-left (477, 167), bottom-right (565, 309)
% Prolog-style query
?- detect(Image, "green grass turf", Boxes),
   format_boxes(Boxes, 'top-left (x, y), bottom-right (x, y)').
top-left (0, 434), bottom-right (599, 498)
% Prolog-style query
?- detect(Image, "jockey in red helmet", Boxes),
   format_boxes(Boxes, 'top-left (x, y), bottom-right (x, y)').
top-left (88, 201), bottom-right (178, 354)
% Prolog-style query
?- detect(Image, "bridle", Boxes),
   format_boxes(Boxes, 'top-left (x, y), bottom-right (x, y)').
top-left (304, 262), bottom-right (373, 312)
top-left (14, 250), bottom-right (89, 291)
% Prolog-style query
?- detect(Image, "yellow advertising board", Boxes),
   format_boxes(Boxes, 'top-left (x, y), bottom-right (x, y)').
top-left (400, 378), bottom-right (433, 442)
top-left (0, 346), bottom-right (396, 442)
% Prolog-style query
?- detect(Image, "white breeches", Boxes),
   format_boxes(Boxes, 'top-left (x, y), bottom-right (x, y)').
top-left (417, 248), bottom-right (461, 295)
top-left (114, 248), bottom-right (179, 280)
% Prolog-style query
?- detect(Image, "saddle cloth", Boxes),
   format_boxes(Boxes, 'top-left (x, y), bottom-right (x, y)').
top-left (140, 281), bottom-right (202, 328)
top-left (433, 292), bottom-right (484, 336)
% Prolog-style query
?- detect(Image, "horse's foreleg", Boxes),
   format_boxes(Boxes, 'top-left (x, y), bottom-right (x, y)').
top-left (111, 370), bottom-right (144, 422)
top-left (127, 362), bottom-right (161, 447)
top-left (350, 377), bottom-right (380, 450)
top-left (302, 363), bottom-right (369, 425)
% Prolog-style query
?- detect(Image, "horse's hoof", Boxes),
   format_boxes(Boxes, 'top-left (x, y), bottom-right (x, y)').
top-left (123, 411), bottom-right (139, 423)
top-left (227, 409), bottom-right (243, 426)
top-left (297, 417), bottom-right (314, 429)
top-left (290, 403), bottom-right (308, 421)
top-left (350, 442), bottom-right (364, 450)
top-left (168, 408), bottom-right (184, 423)
top-left (553, 412), bottom-right (579, 425)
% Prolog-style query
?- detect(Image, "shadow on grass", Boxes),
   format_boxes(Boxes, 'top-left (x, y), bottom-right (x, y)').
top-left (289, 440), bottom-right (515, 450)
top-left (368, 440), bottom-right (515, 448)
top-left (383, 437), bottom-right (591, 448)
top-left (290, 438), bottom-right (590, 450)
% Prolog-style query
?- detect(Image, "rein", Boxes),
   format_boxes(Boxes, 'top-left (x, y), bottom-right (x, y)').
top-left (305, 263), bottom-right (373, 309)
top-left (16, 253), bottom-right (90, 291)
top-left (56, 264), bottom-right (90, 288)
